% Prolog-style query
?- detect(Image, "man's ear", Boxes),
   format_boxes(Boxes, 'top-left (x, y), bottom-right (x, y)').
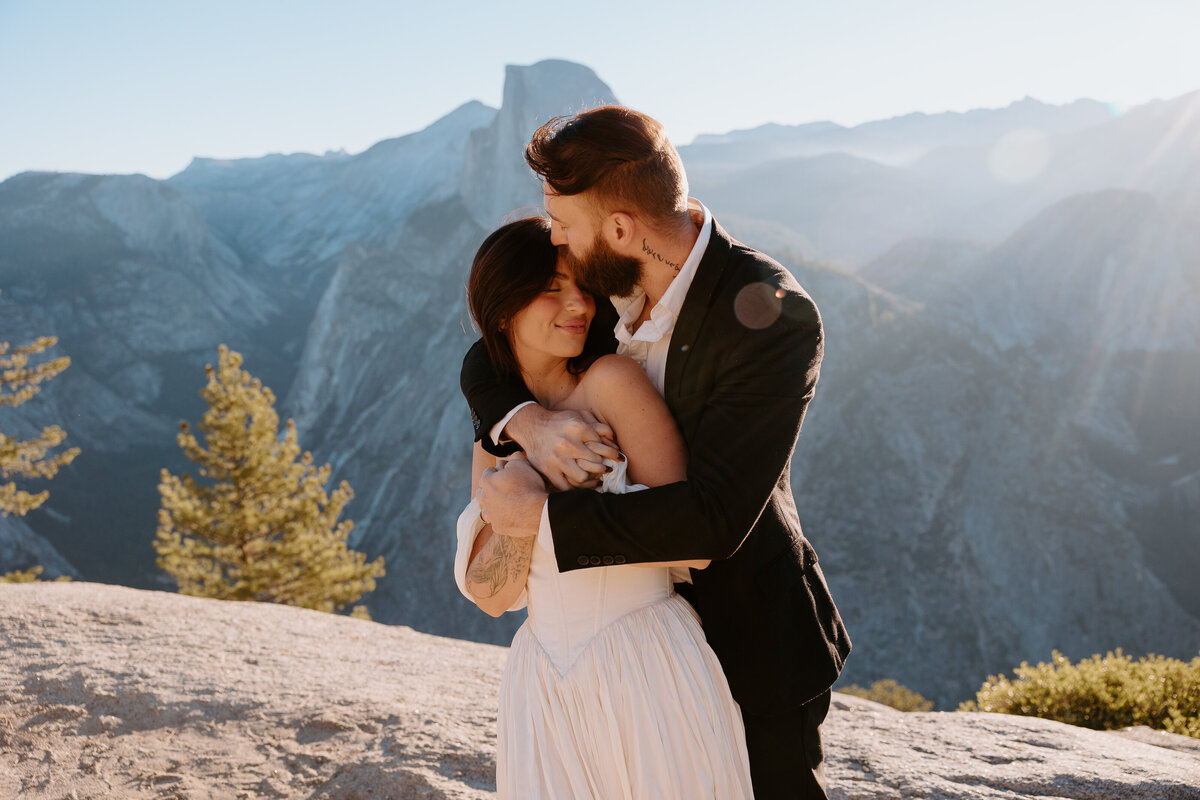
top-left (606, 211), bottom-right (637, 252)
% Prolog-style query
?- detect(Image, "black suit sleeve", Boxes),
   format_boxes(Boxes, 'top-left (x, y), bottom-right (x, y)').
top-left (547, 287), bottom-right (822, 569)
top-left (460, 339), bottom-right (534, 458)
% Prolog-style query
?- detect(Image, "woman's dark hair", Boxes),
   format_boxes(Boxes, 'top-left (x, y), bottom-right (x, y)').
top-left (525, 105), bottom-right (688, 228)
top-left (467, 217), bottom-right (597, 381)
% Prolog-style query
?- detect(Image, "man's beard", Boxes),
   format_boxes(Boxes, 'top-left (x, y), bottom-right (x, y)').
top-left (564, 235), bottom-right (643, 298)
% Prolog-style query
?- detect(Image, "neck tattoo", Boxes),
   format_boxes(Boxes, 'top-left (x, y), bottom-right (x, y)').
top-left (642, 238), bottom-right (681, 274)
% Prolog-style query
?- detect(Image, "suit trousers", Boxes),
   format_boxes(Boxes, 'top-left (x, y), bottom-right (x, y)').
top-left (741, 689), bottom-right (832, 800)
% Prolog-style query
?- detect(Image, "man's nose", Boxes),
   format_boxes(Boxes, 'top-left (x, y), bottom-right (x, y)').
top-left (549, 223), bottom-right (567, 247)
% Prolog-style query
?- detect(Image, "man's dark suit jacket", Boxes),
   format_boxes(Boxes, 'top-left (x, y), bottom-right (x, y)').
top-left (461, 218), bottom-right (851, 714)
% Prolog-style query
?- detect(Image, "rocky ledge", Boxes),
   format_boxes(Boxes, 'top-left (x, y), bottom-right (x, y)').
top-left (1, 583), bottom-right (1197, 799)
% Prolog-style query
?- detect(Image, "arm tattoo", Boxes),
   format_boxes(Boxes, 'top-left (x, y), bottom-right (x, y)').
top-left (467, 532), bottom-right (535, 599)
top-left (642, 238), bottom-right (681, 273)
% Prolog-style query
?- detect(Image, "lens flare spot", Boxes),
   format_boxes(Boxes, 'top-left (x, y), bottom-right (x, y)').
top-left (734, 282), bottom-right (783, 330)
top-left (987, 128), bottom-right (1051, 184)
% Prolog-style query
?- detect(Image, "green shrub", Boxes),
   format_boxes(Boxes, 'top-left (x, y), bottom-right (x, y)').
top-left (841, 678), bottom-right (934, 711)
top-left (959, 649), bottom-right (1200, 739)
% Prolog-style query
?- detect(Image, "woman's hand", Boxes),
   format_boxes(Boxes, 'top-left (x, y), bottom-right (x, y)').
top-left (504, 405), bottom-right (618, 490)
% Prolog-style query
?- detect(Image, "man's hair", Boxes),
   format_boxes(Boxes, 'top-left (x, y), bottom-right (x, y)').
top-left (525, 105), bottom-right (689, 228)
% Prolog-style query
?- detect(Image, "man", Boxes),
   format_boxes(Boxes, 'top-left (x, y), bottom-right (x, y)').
top-left (461, 105), bottom-right (850, 799)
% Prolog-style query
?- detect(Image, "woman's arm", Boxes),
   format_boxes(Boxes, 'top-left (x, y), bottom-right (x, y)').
top-left (580, 355), bottom-right (710, 570)
top-left (464, 442), bottom-right (535, 616)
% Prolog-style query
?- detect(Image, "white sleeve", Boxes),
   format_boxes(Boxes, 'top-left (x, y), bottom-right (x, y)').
top-left (667, 566), bottom-right (694, 585)
top-left (453, 498), bottom-right (529, 612)
top-left (489, 401), bottom-right (538, 446)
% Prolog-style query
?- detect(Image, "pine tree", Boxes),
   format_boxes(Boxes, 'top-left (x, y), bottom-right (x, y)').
top-left (0, 312), bottom-right (81, 583)
top-left (0, 328), bottom-right (80, 517)
top-left (0, 565), bottom-right (70, 583)
top-left (155, 344), bottom-right (384, 618)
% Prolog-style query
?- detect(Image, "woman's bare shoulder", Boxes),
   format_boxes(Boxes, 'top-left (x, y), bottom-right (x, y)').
top-left (581, 353), bottom-right (650, 387)
top-left (580, 357), bottom-right (684, 486)
top-left (578, 354), bottom-right (665, 419)
top-left (576, 354), bottom-right (653, 405)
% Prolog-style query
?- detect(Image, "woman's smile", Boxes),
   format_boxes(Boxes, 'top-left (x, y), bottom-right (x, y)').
top-left (508, 258), bottom-right (596, 366)
top-left (556, 316), bottom-right (589, 336)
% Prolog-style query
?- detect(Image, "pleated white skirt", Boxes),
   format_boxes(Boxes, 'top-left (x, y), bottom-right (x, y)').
top-left (496, 594), bottom-right (753, 800)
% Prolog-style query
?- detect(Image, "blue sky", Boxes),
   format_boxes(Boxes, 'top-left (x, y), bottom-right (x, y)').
top-left (1, 0), bottom-right (1196, 181)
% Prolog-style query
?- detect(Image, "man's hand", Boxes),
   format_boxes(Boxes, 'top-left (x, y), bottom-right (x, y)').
top-left (505, 405), bottom-right (619, 490)
top-left (478, 453), bottom-right (549, 538)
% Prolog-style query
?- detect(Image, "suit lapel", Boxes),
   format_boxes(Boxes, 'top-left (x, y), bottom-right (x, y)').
top-left (664, 218), bottom-right (733, 404)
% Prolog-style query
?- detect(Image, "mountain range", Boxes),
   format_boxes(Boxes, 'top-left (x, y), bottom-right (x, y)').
top-left (1, 59), bottom-right (1196, 706)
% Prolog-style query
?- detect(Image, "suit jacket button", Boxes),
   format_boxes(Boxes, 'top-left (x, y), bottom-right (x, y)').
top-left (589, 555), bottom-right (602, 566)
top-left (577, 556), bottom-right (590, 566)
top-left (602, 555), bottom-right (614, 566)
top-left (613, 555), bottom-right (626, 564)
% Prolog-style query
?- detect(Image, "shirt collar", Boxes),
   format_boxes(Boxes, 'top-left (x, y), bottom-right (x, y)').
top-left (612, 199), bottom-right (712, 345)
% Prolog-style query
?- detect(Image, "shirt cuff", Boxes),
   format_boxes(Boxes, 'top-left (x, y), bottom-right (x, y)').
top-left (489, 401), bottom-right (538, 446)
top-left (536, 499), bottom-right (555, 562)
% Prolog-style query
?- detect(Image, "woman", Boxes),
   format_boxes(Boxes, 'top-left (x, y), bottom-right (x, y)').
top-left (454, 217), bottom-right (753, 799)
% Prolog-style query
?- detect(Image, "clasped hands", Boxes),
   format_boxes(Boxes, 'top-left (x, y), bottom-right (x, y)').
top-left (478, 406), bottom-right (619, 538)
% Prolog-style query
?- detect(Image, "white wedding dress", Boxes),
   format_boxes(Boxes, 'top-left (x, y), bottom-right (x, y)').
top-left (455, 459), bottom-right (753, 800)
